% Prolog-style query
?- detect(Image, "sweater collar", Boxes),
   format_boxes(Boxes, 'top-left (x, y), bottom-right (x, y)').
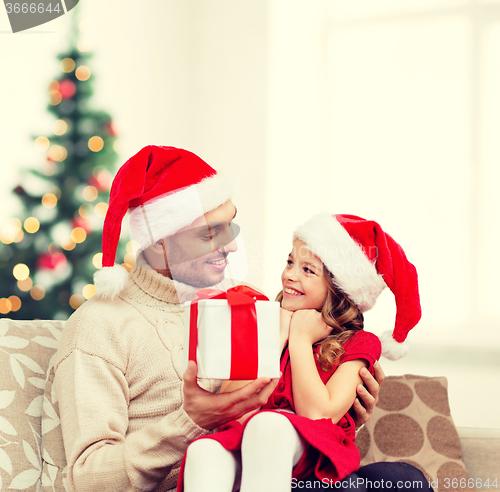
top-left (127, 253), bottom-right (227, 306)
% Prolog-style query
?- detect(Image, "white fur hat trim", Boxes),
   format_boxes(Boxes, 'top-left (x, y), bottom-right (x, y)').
top-left (128, 173), bottom-right (232, 252)
top-left (293, 213), bottom-right (386, 312)
top-left (380, 330), bottom-right (410, 360)
top-left (94, 264), bottom-right (130, 300)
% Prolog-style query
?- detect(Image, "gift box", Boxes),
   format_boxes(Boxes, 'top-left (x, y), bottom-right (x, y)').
top-left (183, 285), bottom-right (281, 380)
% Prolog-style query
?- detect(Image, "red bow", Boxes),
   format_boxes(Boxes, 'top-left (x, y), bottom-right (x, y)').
top-left (189, 285), bottom-right (269, 379)
top-left (195, 285), bottom-right (268, 304)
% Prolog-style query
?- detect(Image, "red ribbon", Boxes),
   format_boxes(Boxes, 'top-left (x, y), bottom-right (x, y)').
top-left (188, 286), bottom-right (268, 379)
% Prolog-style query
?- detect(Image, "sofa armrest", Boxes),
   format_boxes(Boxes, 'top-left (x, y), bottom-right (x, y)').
top-left (458, 427), bottom-right (500, 488)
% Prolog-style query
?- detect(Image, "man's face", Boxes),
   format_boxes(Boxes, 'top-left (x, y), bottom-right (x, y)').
top-left (162, 200), bottom-right (239, 288)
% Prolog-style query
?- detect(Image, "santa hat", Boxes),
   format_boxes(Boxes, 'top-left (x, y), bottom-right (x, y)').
top-left (94, 145), bottom-right (232, 299)
top-left (293, 213), bottom-right (421, 360)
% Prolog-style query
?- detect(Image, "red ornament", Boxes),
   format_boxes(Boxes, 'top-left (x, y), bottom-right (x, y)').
top-left (104, 121), bottom-right (117, 137)
top-left (59, 79), bottom-right (76, 99)
top-left (13, 185), bottom-right (26, 196)
top-left (72, 216), bottom-right (92, 233)
top-left (88, 170), bottom-right (113, 192)
top-left (37, 251), bottom-right (67, 270)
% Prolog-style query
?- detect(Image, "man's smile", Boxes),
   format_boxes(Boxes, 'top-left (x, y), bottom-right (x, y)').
top-left (205, 256), bottom-right (228, 271)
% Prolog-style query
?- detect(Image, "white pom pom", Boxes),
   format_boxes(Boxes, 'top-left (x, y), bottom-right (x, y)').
top-left (380, 330), bottom-right (409, 360)
top-left (94, 264), bottom-right (130, 300)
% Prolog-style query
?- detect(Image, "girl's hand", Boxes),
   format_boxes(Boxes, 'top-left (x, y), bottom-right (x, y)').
top-left (289, 309), bottom-right (331, 345)
top-left (279, 308), bottom-right (293, 351)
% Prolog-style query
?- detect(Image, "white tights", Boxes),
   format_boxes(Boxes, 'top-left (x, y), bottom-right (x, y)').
top-left (184, 412), bottom-right (305, 492)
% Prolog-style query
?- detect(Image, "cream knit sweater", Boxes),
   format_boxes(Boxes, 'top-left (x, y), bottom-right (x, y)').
top-left (54, 260), bottom-right (221, 492)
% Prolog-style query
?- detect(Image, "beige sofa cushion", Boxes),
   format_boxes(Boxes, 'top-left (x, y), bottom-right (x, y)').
top-left (457, 427), bottom-right (500, 490)
top-left (357, 375), bottom-right (474, 492)
top-left (0, 319), bottom-right (66, 491)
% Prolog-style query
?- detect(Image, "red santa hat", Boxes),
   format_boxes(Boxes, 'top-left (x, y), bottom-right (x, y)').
top-left (94, 145), bottom-right (232, 299)
top-left (293, 213), bottom-right (421, 360)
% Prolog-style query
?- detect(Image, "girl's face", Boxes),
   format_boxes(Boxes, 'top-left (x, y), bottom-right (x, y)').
top-left (280, 239), bottom-right (329, 312)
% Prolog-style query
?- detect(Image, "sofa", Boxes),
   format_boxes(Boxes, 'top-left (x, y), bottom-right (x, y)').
top-left (0, 318), bottom-right (499, 491)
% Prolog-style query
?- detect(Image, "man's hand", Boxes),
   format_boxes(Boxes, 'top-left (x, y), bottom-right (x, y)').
top-left (352, 360), bottom-right (385, 429)
top-left (182, 361), bottom-right (280, 430)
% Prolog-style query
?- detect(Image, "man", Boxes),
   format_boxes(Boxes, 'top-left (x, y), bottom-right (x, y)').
top-left (54, 146), bottom-right (390, 492)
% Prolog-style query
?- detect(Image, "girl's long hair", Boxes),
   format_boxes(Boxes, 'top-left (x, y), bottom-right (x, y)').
top-left (276, 267), bottom-right (364, 371)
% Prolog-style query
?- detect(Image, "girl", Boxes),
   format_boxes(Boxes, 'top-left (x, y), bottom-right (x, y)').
top-left (178, 213), bottom-right (421, 492)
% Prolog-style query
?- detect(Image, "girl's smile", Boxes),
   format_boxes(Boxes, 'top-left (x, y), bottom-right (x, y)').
top-left (281, 239), bottom-right (329, 311)
top-left (283, 286), bottom-right (304, 296)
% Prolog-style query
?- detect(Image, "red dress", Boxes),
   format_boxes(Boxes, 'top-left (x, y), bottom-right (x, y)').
top-left (177, 330), bottom-right (381, 491)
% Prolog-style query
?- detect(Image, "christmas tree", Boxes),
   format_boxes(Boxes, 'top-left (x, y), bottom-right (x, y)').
top-left (0, 28), bottom-right (131, 320)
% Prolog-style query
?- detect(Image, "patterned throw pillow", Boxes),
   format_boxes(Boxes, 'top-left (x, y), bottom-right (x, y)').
top-left (356, 375), bottom-right (473, 492)
top-left (0, 319), bottom-right (67, 491)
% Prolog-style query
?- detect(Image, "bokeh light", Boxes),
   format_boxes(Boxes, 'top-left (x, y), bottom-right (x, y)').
top-left (61, 237), bottom-right (76, 251)
top-left (93, 253), bottom-right (103, 269)
top-left (8, 296), bottom-right (21, 312)
top-left (42, 193), bottom-right (58, 209)
top-left (88, 136), bottom-right (104, 152)
top-left (13, 263), bottom-right (30, 281)
top-left (71, 227), bottom-right (87, 243)
top-left (48, 80), bottom-right (60, 91)
top-left (0, 219), bottom-right (22, 244)
top-left (49, 90), bottom-right (62, 105)
top-left (94, 202), bottom-right (108, 218)
top-left (24, 217), bottom-right (40, 234)
top-left (0, 231), bottom-right (13, 245)
top-left (2, 227), bottom-right (22, 243)
top-left (12, 230), bottom-right (24, 243)
top-left (48, 145), bottom-right (68, 162)
top-left (30, 285), bottom-right (46, 301)
top-left (79, 204), bottom-right (91, 218)
top-left (0, 218), bottom-right (24, 244)
top-left (53, 119), bottom-right (68, 135)
top-left (34, 136), bottom-right (50, 152)
top-left (82, 185), bottom-right (98, 202)
top-left (82, 284), bottom-right (97, 300)
top-left (69, 294), bottom-right (85, 309)
top-left (0, 298), bottom-right (12, 315)
top-left (17, 278), bottom-right (33, 292)
top-left (11, 218), bottom-right (21, 229)
top-left (75, 66), bottom-right (91, 81)
top-left (61, 58), bottom-right (76, 73)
